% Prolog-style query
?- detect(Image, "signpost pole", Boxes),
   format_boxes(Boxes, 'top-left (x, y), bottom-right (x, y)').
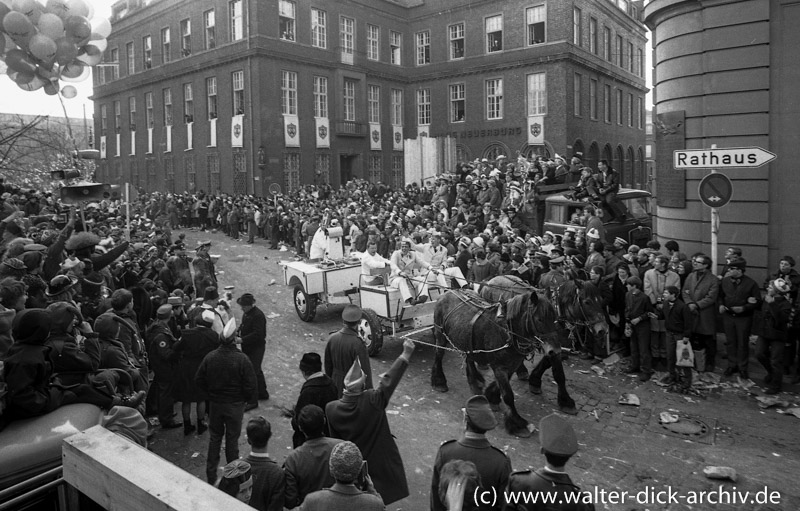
top-left (710, 144), bottom-right (718, 274)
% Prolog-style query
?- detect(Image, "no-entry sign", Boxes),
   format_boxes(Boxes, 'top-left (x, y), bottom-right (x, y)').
top-left (674, 147), bottom-right (776, 169)
top-left (698, 173), bottom-right (733, 208)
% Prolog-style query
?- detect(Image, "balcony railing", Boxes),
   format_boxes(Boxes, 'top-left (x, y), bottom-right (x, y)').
top-left (335, 121), bottom-right (367, 137)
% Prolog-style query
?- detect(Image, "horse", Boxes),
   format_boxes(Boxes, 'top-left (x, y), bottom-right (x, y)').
top-left (481, 275), bottom-right (609, 415)
top-left (430, 288), bottom-right (559, 437)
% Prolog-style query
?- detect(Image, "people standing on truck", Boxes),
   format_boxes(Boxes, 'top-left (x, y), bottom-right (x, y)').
top-left (597, 160), bottom-right (626, 223)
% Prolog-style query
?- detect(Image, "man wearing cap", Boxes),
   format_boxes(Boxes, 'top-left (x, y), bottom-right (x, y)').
top-left (196, 318), bottom-right (258, 485)
top-left (431, 395), bottom-right (511, 511)
top-left (390, 238), bottom-right (435, 305)
top-left (291, 353), bottom-right (338, 448)
top-left (324, 305), bottom-right (373, 397)
top-left (238, 293), bottom-right (270, 410)
top-left (188, 286), bottom-right (225, 334)
top-left (192, 240), bottom-right (217, 295)
top-left (503, 414), bottom-right (594, 510)
top-left (301, 441), bottom-right (384, 510)
top-left (718, 259), bottom-right (761, 379)
top-left (146, 304), bottom-right (183, 429)
top-left (539, 255), bottom-right (567, 298)
top-left (326, 339), bottom-right (416, 505)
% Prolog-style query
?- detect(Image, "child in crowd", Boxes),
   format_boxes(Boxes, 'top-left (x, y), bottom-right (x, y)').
top-left (662, 286), bottom-right (694, 392)
top-left (625, 276), bottom-right (654, 381)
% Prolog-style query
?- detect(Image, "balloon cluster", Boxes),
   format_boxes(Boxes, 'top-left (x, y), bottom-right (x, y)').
top-left (0, 0), bottom-right (112, 98)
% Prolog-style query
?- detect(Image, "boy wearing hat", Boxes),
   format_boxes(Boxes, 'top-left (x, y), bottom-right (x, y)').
top-left (717, 259), bottom-right (761, 379)
top-left (324, 305), bottom-right (373, 397)
top-left (625, 276), bottom-right (655, 381)
top-left (431, 395), bottom-right (511, 511)
top-left (301, 441), bottom-right (383, 510)
top-left (237, 292), bottom-right (270, 410)
top-left (756, 279), bottom-right (793, 394)
top-left (504, 414), bottom-right (595, 510)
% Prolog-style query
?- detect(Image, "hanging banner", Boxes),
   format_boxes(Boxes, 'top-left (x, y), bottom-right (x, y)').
top-left (417, 125), bottom-right (430, 138)
top-left (147, 128), bottom-right (153, 153)
top-left (187, 122), bottom-right (193, 150)
top-left (315, 117), bottom-right (330, 148)
top-left (130, 131), bottom-right (136, 156)
top-left (527, 115), bottom-right (544, 145)
top-left (393, 125), bottom-right (403, 151)
top-left (209, 118), bottom-right (217, 147)
top-left (231, 114), bottom-right (244, 147)
top-left (100, 135), bottom-right (107, 159)
top-left (284, 115), bottom-right (300, 148)
top-left (115, 133), bottom-right (121, 157)
top-left (165, 125), bottom-right (172, 152)
top-left (369, 123), bottom-right (381, 151)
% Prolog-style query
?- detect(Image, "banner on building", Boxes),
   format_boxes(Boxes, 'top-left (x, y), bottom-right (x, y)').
top-left (231, 114), bottom-right (244, 147)
top-left (147, 128), bottom-right (153, 153)
top-left (187, 122), bottom-right (193, 150)
top-left (209, 118), bottom-right (217, 147)
top-left (115, 133), bottom-right (121, 157)
top-left (369, 123), bottom-right (381, 151)
top-left (392, 126), bottom-right (404, 151)
top-left (315, 117), bottom-right (330, 148)
top-left (100, 135), bottom-right (106, 159)
top-left (284, 115), bottom-right (299, 148)
top-left (165, 125), bottom-right (172, 152)
top-left (417, 125), bottom-right (430, 138)
top-left (130, 131), bottom-right (136, 156)
top-left (527, 115), bottom-right (544, 145)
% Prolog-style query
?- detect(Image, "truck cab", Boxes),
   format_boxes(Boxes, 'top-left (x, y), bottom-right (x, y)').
top-left (543, 188), bottom-right (653, 247)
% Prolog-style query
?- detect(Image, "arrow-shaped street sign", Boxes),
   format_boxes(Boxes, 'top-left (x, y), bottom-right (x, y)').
top-left (674, 146), bottom-right (776, 169)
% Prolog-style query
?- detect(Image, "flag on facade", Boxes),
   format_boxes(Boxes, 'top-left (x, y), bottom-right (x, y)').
top-left (187, 122), bottom-right (193, 150)
top-left (315, 117), bottom-right (330, 148)
top-left (209, 118), bottom-right (217, 147)
top-left (417, 125), bottom-right (429, 138)
top-left (232, 114), bottom-right (244, 147)
top-left (165, 125), bottom-right (172, 152)
top-left (100, 135), bottom-right (106, 159)
top-left (284, 115), bottom-right (299, 148)
top-left (370, 123), bottom-right (381, 151)
top-left (130, 131), bottom-right (136, 156)
top-left (147, 128), bottom-right (153, 153)
top-left (115, 133), bottom-right (121, 157)
top-left (527, 115), bottom-right (544, 145)
top-left (393, 126), bottom-right (404, 151)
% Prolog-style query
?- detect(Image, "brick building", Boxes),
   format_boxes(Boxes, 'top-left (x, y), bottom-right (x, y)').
top-left (94, 0), bottom-right (647, 196)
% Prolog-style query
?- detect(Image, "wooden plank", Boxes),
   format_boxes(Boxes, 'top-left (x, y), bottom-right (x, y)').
top-left (62, 425), bottom-right (252, 511)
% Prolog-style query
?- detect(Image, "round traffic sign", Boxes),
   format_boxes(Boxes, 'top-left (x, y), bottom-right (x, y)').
top-left (698, 173), bottom-right (733, 208)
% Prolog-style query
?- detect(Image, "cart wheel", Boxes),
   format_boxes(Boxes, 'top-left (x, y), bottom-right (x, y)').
top-left (358, 308), bottom-right (383, 357)
top-left (294, 285), bottom-right (317, 322)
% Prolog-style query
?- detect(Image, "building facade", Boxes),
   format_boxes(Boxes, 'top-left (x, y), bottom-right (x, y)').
top-left (644, 0), bottom-right (798, 281)
top-left (94, 0), bottom-right (647, 196)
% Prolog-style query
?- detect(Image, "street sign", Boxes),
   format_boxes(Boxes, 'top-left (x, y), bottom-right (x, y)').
top-left (698, 173), bottom-right (733, 208)
top-left (673, 146), bottom-right (776, 169)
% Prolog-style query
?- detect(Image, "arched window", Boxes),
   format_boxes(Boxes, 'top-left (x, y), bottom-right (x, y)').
top-left (627, 146), bottom-right (635, 188)
top-left (587, 142), bottom-right (599, 172)
top-left (519, 141), bottom-right (553, 160)
top-left (483, 142), bottom-right (510, 162)
top-left (602, 143), bottom-right (613, 165)
top-left (572, 139), bottom-right (585, 161)
top-left (615, 145), bottom-right (625, 183)
top-left (637, 147), bottom-right (647, 190)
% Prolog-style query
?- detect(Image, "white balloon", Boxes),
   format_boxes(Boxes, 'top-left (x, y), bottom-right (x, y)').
top-left (60, 83), bottom-right (77, 98)
top-left (87, 37), bottom-right (106, 52)
top-left (60, 63), bottom-right (88, 81)
top-left (0, 60), bottom-right (7, 75)
top-left (89, 17), bottom-right (110, 39)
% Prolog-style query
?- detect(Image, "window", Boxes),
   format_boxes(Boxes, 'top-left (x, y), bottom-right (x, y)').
top-left (114, 101), bottom-right (121, 132)
top-left (590, 79), bottom-right (597, 119)
top-left (100, 104), bottom-right (107, 134)
top-left (638, 96), bottom-right (644, 129)
top-left (126, 42), bottom-right (134, 74)
top-left (573, 73), bottom-right (581, 116)
top-left (391, 88), bottom-right (402, 125)
top-left (416, 31), bottom-right (430, 65)
top-left (604, 84), bottom-right (611, 122)
top-left (163, 88), bottom-right (173, 126)
top-left (128, 97), bottom-right (136, 129)
top-left (603, 27), bottom-right (611, 62)
top-left (311, 8), bottom-right (327, 49)
top-left (367, 24), bottom-right (379, 61)
top-left (527, 5), bottom-right (545, 45)
top-left (527, 72), bottom-right (546, 115)
top-left (486, 78), bottom-right (503, 120)
top-left (449, 23), bottom-right (464, 60)
top-left (315, 153), bottom-right (330, 184)
top-left (313, 76), bottom-right (328, 118)
top-left (628, 41), bottom-right (634, 72)
top-left (109, 48), bottom-right (119, 79)
top-left (573, 8), bottom-right (582, 47)
top-left (343, 79), bottom-right (356, 121)
top-left (232, 70), bottom-right (244, 115)
top-left (486, 15), bottom-right (502, 53)
top-left (161, 27), bottom-right (171, 64)
top-left (392, 155), bottom-right (403, 189)
top-left (142, 35), bottom-right (152, 69)
top-left (180, 19), bottom-right (191, 56)
top-left (449, 83), bottom-right (465, 122)
top-left (369, 155), bottom-right (382, 182)
top-left (340, 16), bottom-right (354, 62)
top-left (204, 9), bottom-right (216, 49)
top-left (279, 0), bottom-right (295, 41)
top-left (184, 84), bottom-right (193, 123)
top-left (230, 0), bottom-right (243, 41)
top-left (616, 34), bottom-right (623, 67)
top-left (145, 92), bottom-right (153, 128)
top-left (368, 84), bottom-right (380, 123)
top-left (281, 71), bottom-right (297, 115)
top-left (589, 17), bottom-right (597, 54)
top-left (616, 88), bottom-right (623, 125)
top-left (628, 93), bottom-right (633, 127)
top-left (390, 31), bottom-right (401, 65)
top-left (417, 88), bottom-right (430, 125)
top-left (206, 77), bottom-right (217, 119)
top-left (637, 47), bottom-right (644, 77)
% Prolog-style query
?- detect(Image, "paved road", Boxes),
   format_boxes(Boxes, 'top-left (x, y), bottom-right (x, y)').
top-left (150, 229), bottom-right (800, 510)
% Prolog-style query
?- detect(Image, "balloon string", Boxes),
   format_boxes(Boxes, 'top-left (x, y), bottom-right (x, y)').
top-left (57, 90), bottom-right (80, 154)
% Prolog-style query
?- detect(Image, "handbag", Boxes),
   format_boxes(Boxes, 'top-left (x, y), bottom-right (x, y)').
top-left (676, 339), bottom-right (695, 368)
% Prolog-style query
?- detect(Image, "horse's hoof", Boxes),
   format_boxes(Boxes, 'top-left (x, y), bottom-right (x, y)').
top-left (529, 385), bottom-right (542, 395)
top-left (560, 405), bottom-right (579, 415)
top-left (432, 385), bottom-right (449, 393)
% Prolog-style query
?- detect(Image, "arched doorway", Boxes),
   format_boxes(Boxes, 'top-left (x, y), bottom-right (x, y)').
top-left (519, 142), bottom-right (552, 160)
top-left (627, 146), bottom-right (636, 188)
top-left (587, 141), bottom-right (599, 172)
top-left (483, 142), bottom-right (510, 162)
